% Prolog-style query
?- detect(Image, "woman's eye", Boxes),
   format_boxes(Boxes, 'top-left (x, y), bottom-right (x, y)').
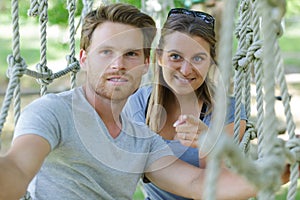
top-left (169, 53), bottom-right (182, 61)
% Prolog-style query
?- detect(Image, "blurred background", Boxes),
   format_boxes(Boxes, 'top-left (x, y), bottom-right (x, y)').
top-left (0, 0), bottom-right (299, 199)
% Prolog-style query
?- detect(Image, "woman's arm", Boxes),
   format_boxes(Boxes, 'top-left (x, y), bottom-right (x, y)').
top-left (145, 155), bottom-right (257, 200)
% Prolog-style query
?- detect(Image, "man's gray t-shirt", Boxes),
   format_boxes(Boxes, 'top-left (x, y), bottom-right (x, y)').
top-left (14, 87), bottom-right (173, 200)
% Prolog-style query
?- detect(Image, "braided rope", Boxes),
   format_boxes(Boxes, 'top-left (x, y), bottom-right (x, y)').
top-left (272, 10), bottom-right (298, 198)
top-left (232, 1), bottom-right (253, 145)
top-left (67, 0), bottom-right (80, 89)
top-left (202, 0), bottom-right (300, 199)
top-left (11, 0), bottom-right (22, 127)
top-left (0, 0), bottom-right (24, 143)
top-left (250, 0), bottom-right (265, 159)
top-left (202, 0), bottom-right (240, 198)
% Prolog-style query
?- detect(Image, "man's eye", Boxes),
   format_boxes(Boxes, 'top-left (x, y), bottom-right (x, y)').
top-left (193, 56), bottom-right (203, 62)
top-left (125, 51), bottom-right (138, 57)
top-left (100, 50), bottom-right (112, 55)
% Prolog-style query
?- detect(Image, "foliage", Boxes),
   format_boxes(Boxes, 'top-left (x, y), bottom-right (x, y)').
top-left (1, 0), bottom-right (299, 26)
top-left (286, 0), bottom-right (300, 17)
top-left (3, 0), bottom-right (83, 26)
top-left (48, 0), bottom-right (83, 26)
top-left (111, 0), bottom-right (142, 8)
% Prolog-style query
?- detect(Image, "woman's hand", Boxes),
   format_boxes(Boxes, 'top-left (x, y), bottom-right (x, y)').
top-left (173, 114), bottom-right (208, 148)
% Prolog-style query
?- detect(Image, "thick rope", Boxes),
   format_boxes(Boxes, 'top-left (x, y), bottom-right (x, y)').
top-left (202, 0), bottom-right (300, 199)
top-left (250, 0), bottom-right (265, 159)
top-left (232, 0), bottom-right (251, 145)
top-left (273, 11), bottom-right (299, 198)
top-left (202, 0), bottom-right (239, 198)
top-left (67, 0), bottom-right (80, 89)
top-left (0, 0), bottom-right (24, 144)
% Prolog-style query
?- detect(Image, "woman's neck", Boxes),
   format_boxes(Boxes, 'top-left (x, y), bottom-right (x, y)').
top-left (170, 91), bottom-right (202, 116)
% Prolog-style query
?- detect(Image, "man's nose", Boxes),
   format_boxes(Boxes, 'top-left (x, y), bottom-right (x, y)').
top-left (110, 55), bottom-right (125, 70)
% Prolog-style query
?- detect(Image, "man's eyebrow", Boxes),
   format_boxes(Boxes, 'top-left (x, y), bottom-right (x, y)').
top-left (126, 48), bottom-right (143, 51)
top-left (95, 45), bottom-right (114, 50)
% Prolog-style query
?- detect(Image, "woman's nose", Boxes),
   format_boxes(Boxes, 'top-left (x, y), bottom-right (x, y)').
top-left (180, 60), bottom-right (192, 75)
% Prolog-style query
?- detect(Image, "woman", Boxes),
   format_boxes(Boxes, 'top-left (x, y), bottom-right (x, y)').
top-left (124, 8), bottom-right (247, 200)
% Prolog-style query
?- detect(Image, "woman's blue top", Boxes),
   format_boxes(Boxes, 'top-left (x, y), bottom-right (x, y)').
top-left (123, 86), bottom-right (247, 200)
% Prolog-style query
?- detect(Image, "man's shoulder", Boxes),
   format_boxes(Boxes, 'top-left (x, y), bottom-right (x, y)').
top-left (26, 88), bottom-right (79, 111)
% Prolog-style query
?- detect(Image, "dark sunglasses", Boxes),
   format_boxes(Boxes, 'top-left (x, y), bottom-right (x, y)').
top-left (167, 8), bottom-right (215, 28)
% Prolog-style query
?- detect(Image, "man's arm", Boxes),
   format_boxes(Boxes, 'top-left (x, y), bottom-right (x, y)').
top-left (0, 134), bottom-right (50, 199)
top-left (145, 155), bottom-right (257, 200)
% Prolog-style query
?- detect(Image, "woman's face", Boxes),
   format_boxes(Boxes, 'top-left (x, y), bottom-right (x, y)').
top-left (158, 31), bottom-right (211, 95)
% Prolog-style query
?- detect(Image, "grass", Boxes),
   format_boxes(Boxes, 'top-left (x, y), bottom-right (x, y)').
top-left (0, 18), bottom-right (79, 85)
top-left (276, 180), bottom-right (300, 200)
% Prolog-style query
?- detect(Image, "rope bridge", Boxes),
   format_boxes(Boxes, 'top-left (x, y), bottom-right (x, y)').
top-left (0, 0), bottom-right (299, 199)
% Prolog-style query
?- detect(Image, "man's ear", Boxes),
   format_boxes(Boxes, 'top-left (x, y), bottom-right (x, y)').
top-left (143, 57), bottom-right (150, 74)
top-left (79, 49), bottom-right (87, 70)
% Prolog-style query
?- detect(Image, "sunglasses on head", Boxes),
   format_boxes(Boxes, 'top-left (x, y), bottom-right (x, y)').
top-left (167, 8), bottom-right (215, 29)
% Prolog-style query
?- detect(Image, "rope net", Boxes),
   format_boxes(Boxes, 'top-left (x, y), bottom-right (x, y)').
top-left (0, 0), bottom-right (299, 199)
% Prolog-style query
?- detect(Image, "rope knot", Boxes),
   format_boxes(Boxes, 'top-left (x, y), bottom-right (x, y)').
top-left (286, 137), bottom-right (300, 163)
top-left (67, 0), bottom-right (76, 10)
top-left (233, 50), bottom-right (248, 71)
top-left (66, 55), bottom-right (80, 73)
top-left (246, 121), bottom-right (257, 140)
top-left (267, 0), bottom-right (286, 37)
top-left (6, 55), bottom-right (27, 78)
top-left (35, 63), bottom-right (53, 85)
top-left (28, 0), bottom-right (39, 17)
top-left (37, 0), bottom-right (48, 22)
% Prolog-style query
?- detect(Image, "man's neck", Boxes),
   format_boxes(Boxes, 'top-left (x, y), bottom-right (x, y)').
top-left (83, 86), bottom-right (125, 138)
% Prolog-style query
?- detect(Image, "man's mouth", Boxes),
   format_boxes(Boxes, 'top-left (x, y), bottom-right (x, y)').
top-left (107, 76), bottom-right (128, 84)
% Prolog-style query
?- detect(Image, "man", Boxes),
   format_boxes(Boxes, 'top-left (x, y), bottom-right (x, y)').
top-left (0, 3), bottom-right (258, 200)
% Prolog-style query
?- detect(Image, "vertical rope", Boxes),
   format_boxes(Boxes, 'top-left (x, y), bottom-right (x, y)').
top-left (251, 0), bottom-right (265, 159)
top-left (274, 26), bottom-right (298, 200)
top-left (232, 0), bottom-right (252, 144)
top-left (11, 0), bottom-right (22, 127)
top-left (203, 0), bottom-right (240, 199)
top-left (67, 0), bottom-right (80, 89)
top-left (257, 0), bottom-right (287, 198)
top-left (82, 0), bottom-right (94, 18)
top-left (0, 0), bottom-right (24, 142)
top-left (35, 0), bottom-right (51, 96)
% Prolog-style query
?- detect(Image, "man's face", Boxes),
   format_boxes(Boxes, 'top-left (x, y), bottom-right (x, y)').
top-left (80, 22), bottom-right (149, 101)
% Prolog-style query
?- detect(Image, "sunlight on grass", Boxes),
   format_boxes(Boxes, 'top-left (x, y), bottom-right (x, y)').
top-left (276, 179), bottom-right (300, 200)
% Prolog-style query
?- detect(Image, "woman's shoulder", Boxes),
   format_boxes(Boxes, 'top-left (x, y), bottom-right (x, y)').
top-left (133, 85), bottom-right (152, 97)
top-left (123, 85), bottom-right (153, 120)
top-left (127, 85), bottom-right (152, 105)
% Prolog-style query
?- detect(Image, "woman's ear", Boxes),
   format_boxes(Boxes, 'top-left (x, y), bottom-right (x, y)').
top-left (79, 49), bottom-right (87, 70)
top-left (156, 49), bottom-right (163, 66)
